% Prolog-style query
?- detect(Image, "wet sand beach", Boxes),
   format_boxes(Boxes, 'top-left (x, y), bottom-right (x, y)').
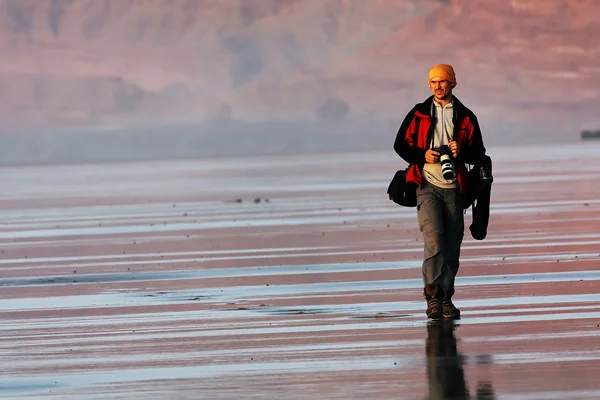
top-left (1, 143), bottom-right (599, 399)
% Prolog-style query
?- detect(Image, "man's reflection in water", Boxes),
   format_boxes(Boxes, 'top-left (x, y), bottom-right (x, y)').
top-left (425, 321), bottom-right (495, 400)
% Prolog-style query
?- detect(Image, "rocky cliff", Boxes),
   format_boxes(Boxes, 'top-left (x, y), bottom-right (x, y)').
top-left (1, 0), bottom-right (599, 161)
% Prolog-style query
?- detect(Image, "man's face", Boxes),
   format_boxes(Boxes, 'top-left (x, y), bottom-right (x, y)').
top-left (429, 78), bottom-right (453, 101)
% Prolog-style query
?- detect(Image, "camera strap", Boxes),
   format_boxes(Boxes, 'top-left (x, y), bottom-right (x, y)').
top-left (429, 101), bottom-right (436, 149)
top-left (452, 103), bottom-right (457, 141)
top-left (429, 99), bottom-right (455, 148)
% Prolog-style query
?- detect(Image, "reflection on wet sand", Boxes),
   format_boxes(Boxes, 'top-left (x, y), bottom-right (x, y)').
top-left (426, 321), bottom-right (468, 400)
top-left (426, 321), bottom-right (495, 400)
top-left (1, 143), bottom-right (600, 399)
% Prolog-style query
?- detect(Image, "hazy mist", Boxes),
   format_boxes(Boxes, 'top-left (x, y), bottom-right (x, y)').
top-left (1, 0), bottom-right (598, 166)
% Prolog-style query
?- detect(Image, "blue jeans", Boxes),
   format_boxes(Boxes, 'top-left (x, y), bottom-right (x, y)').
top-left (416, 180), bottom-right (464, 296)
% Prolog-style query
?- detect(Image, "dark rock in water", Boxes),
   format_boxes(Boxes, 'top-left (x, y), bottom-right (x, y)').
top-left (581, 129), bottom-right (600, 140)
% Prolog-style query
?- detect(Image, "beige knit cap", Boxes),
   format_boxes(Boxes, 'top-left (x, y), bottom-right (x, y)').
top-left (428, 64), bottom-right (457, 86)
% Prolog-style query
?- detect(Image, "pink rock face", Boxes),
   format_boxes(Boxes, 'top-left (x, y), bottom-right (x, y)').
top-left (0, 143), bottom-right (599, 398)
top-left (0, 0), bottom-right (599, 140)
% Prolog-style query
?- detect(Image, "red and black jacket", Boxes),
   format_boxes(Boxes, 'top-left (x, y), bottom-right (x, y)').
top-left (393, 95), bottom-right (486, 194)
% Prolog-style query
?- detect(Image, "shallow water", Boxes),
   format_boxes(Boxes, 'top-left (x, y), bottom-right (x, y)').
top-left (1, 143), bottom-right (599, 399)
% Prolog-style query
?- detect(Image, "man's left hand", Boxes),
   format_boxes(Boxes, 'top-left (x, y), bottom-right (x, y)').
top-left (449, 140), bottom-right (460, 158)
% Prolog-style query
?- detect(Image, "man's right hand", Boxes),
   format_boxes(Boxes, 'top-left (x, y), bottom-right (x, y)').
top-left (425, 149), bottom-right (440, 163)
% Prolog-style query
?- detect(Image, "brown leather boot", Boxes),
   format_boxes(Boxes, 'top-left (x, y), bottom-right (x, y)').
top-left (442, 287), bottom-right (461, 319)
top-left (442, 299), bottom-right (461, 319)
top-left (424, 284), bottom-right (445, 320)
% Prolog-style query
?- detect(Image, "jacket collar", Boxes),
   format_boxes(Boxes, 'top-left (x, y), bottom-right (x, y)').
top-left (414, 95), bottom-right (467, 119)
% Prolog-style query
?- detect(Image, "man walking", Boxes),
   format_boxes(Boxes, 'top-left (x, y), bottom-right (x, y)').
top-left (394, 64), bottom-right (487, 319)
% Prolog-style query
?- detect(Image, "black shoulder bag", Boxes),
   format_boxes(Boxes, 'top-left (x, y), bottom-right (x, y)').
top-left (387, 168), bottom-right (417, 207)
top-left (387, 116), bottom-right (421, 208)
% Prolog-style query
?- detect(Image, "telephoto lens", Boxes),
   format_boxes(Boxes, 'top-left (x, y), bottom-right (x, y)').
top-left (437, 146), bottom-right (455, 180)
top-left (440, 153), bottom-right (455, 180)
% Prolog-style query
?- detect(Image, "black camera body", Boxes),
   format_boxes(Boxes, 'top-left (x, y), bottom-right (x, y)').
top-left (433, 145), bottom-right (452, 157)
top-left (433, 145), bottom-right (456, 180)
